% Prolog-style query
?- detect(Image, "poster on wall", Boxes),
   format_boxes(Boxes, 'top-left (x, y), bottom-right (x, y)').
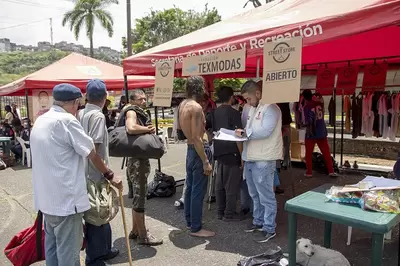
top-left (182, 49), bottom-right (246, 76)
top-left (32, 89), bottom-right (53, 121)
top-left (315, 67), bottom-right (336, 96)
top-left (336, 66), bottom-right (360, 95)
top-left (261, 36), bottom-right (303, 104)
top-left (153, 61), bottom-right (175, 107)
top-left (362, 63), bottom-right (388, 92)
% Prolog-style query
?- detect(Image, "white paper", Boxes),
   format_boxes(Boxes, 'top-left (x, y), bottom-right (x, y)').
top-left (213, 128), bottom-right (248, 142)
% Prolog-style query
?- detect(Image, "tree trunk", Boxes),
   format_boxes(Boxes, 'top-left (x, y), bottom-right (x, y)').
top-left (89, 35), bottom-right (94, 58)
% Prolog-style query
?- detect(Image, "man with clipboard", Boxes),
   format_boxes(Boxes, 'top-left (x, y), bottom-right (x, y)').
top-left (235, 80), bottom-right (283, 243)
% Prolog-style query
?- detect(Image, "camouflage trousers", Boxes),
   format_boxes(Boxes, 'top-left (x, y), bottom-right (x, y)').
top-left (126, 158), bottom-right (150, 212)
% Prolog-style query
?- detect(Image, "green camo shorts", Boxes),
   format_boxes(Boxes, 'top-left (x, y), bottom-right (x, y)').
top-left (126, 158), bottom-right (150, 212)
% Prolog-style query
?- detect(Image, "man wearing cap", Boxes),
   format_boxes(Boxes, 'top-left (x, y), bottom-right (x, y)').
top-left (30, 83), bottom-right (122, 266)
top-left (78, 79), bottom-right (120, 265)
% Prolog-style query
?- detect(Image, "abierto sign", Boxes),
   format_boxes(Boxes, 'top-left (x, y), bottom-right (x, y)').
top-left (153, 61), bottom-right (175, 107)
top-left (182, 49), bottom-right (246, 76)
top-left (261, 36), bottom-right (302, 104)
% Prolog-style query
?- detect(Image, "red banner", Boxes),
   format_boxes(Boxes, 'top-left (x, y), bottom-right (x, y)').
top-left (362, 63), bottom-right (388, 92)
top-left (316, 68), bottom-right (336, 96)
top-left (336, 66), bottom-right (359, 95)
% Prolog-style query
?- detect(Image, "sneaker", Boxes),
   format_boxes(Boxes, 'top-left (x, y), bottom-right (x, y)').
top-left (353, 161), bottom-right (359, 169)
top-left (217, 213), bottom-right (224, 220)
top-left (304, 173), bottom-right (312, 178)
top-left (253, 231), bottom-right (276, 243)
top-left (329, 172), bottom-right (339, 178)
top-left (275, 187), bottom-right (285, 194)
top-left (244, 224), bottom-right (263, 233)
top-left (138, 232), bottom-right (163, 246)
top-left (174, 199), bottom-right (184, 210)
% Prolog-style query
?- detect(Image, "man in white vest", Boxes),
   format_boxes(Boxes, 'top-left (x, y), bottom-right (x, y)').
top-left (235, 80), bottom-right (282, 243)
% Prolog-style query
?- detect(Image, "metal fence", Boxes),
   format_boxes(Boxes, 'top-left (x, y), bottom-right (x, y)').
top-left (0, 96), bottom-right (27, 119)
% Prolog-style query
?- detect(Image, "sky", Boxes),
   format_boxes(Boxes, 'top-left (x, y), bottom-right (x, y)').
top-left (0, 0), bottom-right (252, 51)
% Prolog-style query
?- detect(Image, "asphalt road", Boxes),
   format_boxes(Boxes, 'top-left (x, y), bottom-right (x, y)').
top-left (0, 143), bottom-right (399, 265)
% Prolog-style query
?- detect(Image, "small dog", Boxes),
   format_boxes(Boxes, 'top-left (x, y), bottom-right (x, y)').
top-left (295, 238), bottom-right (351, 266)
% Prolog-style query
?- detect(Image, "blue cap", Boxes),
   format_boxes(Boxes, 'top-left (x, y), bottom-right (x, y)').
top-left (86, 79), bottom-right (107, 97)
top-left (53, 83), bottom-right (82, 101)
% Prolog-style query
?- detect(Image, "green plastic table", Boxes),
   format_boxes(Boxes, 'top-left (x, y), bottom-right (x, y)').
top-left (285, 183), bottom-right (400, 266)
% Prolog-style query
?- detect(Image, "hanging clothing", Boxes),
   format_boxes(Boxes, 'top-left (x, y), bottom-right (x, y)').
top-left (171, 106), bottom-right (179, 140)
top-left (361, 93), bottom-right (374, 137)
top-left (388, 94), bottom-right (398, 141)
top-left (378, 94), bottom-right (389, 139)
top-left (371, 93), bottom-right (381, 137)
top-left (343, 96), bottom-right (351, 133)
top-left (328, 96), bottom-right (335, 126)
top-left (351, 95), bottom-right (363, 139)
top-left (293, 95), bottom-right (305, 129)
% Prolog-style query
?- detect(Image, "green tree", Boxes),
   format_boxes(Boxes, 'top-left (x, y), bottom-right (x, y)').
top-left (62, 0), bottom-right (117, 57)
top-left (123, 5), bottom-right (236, 93)
top-left (124, 4), bottom-right (221, 55)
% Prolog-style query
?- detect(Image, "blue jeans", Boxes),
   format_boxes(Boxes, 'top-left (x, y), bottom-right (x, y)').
top-left (240, 179), bottom-right (253, 211)
top-left (184, 144), bottom-right (209, 233)
top-left (44, 213), bottom-right (83, 266)
top-left (244, 160), bottom-right (277, 234)
top-left (274, 170), bottom-right (280, 187)
top-left (85, 223), bottom-right (112, 266)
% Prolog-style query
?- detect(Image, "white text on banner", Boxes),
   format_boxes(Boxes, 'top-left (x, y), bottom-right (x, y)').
top-left (261, 36), bottom-right (302, 104)
top-left (153, 61), bottom-right (175, 107)
top-left (182, 49), bottom-right (246, 76)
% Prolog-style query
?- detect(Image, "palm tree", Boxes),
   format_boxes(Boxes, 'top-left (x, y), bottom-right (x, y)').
top-left (62, 0), bottom-right (118, 57)
top-left (243, 0), bottom-right (275, 8)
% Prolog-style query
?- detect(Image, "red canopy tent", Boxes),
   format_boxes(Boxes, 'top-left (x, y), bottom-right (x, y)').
top-left (122, 0), bottom-right (400, 77)
top-left (0, 52), bottom-right (155, 96)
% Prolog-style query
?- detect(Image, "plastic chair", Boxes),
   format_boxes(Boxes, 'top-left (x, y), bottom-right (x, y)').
top-left (16, 137), bottom-right (31, 167)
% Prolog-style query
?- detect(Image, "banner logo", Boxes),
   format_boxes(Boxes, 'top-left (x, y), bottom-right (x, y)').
top-left (268, 42), bottom-right (296, 64)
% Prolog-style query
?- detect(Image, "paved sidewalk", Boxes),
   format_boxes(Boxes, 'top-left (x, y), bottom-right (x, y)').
top-left (0, 143), bottom-right (399, 265)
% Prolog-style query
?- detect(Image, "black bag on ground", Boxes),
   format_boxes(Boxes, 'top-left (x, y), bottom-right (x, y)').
top-left (312, 152), bottom-right (339, 174)
top-left (108, 106), bottom-right (165, 159)
top-left (237, 247), bottom-right (287, 266)
top-left (147, 170), bottom-right (176, 199)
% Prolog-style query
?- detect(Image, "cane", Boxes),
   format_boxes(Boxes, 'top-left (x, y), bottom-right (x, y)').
top-left (118, 188), bottom-right (133, 266)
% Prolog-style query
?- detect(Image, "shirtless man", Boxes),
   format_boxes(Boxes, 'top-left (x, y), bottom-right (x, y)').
top-left (178, 76), bottom-right (215, 238)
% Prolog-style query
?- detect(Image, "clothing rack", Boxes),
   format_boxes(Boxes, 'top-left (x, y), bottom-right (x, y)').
top-left (297, 84), bottom-right (400, 169)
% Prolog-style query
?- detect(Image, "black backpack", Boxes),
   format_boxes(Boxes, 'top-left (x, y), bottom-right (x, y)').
top-left (147, 170), bottom-right (176, 199)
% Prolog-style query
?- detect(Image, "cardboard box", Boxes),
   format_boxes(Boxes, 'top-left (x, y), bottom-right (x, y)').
top-left (291, 142), bottom-right (305, 161)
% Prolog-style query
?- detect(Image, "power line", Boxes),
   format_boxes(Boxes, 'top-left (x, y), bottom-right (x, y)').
top-left (0, 0), bottom-right (68, 11)
top-left (0, 18), bottom-right (52, 31)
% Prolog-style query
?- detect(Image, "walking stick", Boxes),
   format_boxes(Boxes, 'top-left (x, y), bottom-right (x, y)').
top-left (118, 188), bottom-right (133, 266)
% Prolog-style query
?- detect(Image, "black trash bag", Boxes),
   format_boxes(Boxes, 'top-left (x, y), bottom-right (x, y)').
top-left (237, 247), bottom-right (284, 266)
top-left (147, 170), bottom-right (176, 199)
top-left (312, 152), bottom-right (339, 174)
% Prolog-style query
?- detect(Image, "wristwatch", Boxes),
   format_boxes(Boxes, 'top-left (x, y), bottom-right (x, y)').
top-left (103, 169), bottom-right (114, 180)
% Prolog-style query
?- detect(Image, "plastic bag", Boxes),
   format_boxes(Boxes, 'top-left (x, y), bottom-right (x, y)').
top-left (360, 190), bottom-right (400, 214)
top-left (325, 186), bottom-right (362, 205)
top-left (237, 246), bottom-right (286, 266)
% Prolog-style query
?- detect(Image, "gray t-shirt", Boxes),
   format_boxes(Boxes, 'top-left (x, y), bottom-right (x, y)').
top-left (78, 104), bottom-right (109, 182)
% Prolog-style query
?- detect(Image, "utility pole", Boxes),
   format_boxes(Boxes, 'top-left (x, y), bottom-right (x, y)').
top-left (126, 0), bottom-right (132, 57)
top-left (49, 18), bottom-right (53, 45)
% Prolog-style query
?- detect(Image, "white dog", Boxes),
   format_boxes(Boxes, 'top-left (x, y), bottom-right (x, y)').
top-left (295, 238), bottom-right (351, 266)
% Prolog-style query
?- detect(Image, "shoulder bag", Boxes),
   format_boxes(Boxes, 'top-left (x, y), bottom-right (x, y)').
top-left (82, 110), bottom-right (119, 226)
top-left (108, 106), bottom-right (165, 159)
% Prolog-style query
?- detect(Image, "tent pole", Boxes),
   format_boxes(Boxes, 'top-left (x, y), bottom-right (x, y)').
top-left (154, 106), bottom-right (161, 171)
top-left (332, 87), bottom-right (336, 158)
top-left (340, 89), bottom-right (344, 167)
top-left (256, 57), bottom-right (260, 79)
top-left (25, 87), bottom-right (31, 129)
top-left (124, 75), bottom-right (129, 100)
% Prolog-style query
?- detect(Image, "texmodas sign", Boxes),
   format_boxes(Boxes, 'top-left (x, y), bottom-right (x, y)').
top-left (153, 61), bottom-right (175, 107)
top-left (182, 49), bottom-right (246, 76)
top-left (261, 36), bottom-right (302, 104)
